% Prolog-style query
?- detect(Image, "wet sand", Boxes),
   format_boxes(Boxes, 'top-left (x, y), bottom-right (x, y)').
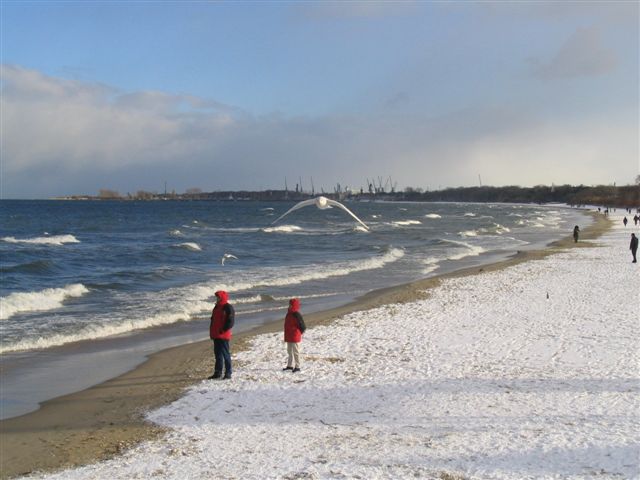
top-left (0, 212), bottom-right (609, 479)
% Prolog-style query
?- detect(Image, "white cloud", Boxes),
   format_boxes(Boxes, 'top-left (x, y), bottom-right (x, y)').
top-left (1, 65), bottom-right (637, 198)
top-left (1, 65), bottom-right (237, 175)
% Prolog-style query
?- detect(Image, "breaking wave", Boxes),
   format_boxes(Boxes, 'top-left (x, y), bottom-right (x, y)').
top-left (2, 234), bottom-right (80, 246)
top-left (441, 239), bottom-right (486, 260)
top-left (425, 214), bottom-right (441, 219)
top-left (175, 242), bottom-right (202, 251)
top-left (262, 225), bottom-right (303, 233)
top-left (0, 248), bottom-right (405, 352)
top-left (0, 284), bottom-right (89, 321)
top-left (392, 220), bottom-right (422, 226)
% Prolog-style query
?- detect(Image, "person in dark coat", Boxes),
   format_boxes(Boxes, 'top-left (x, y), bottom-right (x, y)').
top-left (623, 216), bottom-right (628, 227)
top-left (209, 290), bottom-right (235, 379)
top-left (283, 298), bottom-right (306, 373)
top-left (573, 225), bottom-right (580, 243)
top-left (630, 233), bottom-right (638, 263)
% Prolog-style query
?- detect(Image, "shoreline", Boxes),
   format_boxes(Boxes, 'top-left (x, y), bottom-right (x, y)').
top-left (0, 211), bottom-right (609, 479)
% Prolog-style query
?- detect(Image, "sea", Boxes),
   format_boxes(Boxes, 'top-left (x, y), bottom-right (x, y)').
top-left (0, 199), bottom-right (591, 419)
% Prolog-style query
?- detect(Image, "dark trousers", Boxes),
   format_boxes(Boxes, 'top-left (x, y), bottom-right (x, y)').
top-left (632, 248), bottom-right (638, 263)
top-left (213, 339), bottom-right (232, 376)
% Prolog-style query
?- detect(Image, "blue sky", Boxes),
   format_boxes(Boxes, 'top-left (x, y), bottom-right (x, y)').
top-left (1, 1), bottom-right (638, 198)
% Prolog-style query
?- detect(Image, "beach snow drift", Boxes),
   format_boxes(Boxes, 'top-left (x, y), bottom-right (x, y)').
top-left (32, 212), bottom-right (639, 479)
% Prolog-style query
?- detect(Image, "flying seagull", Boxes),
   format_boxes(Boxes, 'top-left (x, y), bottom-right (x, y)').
top-left (271, 196), bottom-right (369, 230)
top-left (221, 253), bottom-right (238, 265)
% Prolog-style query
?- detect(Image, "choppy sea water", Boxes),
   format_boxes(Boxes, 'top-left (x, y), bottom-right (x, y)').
top-left (0, 200), bottom-right (590, 418)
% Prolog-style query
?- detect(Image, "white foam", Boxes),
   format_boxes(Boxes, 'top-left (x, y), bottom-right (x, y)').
top-left (169, 229), bottom-right (183, 237)
top-left (425, 214), bottom-right (441, 219)
top-left (0, 284), bottom-right (89, 321)
top-left (2, 234), bottom-right (80, 246)
top-left (176, 242), bottom-right (202, 251)
top-left (458, 230), bottom-right (478, 237)
top-left (442, 239), bottom-right (486, 260)
top-left (392, 220), bottom-right (422, 226)
top-left (493, 223), bottom-right (511, 234)
top-left (464, 212), bottom-right (476, 217)
top-left (224, 248), bottom-right (406, 292)
top-left (261, 225), bottom-right (303, 233)
top-left (1, 248), bottom-right (405, 352)
top-left (0, 301), bottom-right (211, 354)
top-left (421, 256), bottom-right (441, 275)
top-left (234, 295), bottom-right (264, 304)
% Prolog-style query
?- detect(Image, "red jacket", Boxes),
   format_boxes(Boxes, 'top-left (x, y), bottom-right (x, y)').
top-left (284, 298), bottom-right (306, 343)
top-left (210, 290), bottom-right (234, 340)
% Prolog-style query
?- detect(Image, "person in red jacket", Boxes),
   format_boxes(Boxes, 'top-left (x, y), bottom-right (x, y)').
top-left (209, 290), bottom-right (235, 379)
top-left (283, 298), bottom-right (306, 373)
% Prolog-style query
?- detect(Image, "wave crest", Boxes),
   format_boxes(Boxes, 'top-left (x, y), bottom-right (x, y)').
top-left (392, 220), bottom-right (422, 226)
top-left (2, 234), bottom-right (80, 245)
top-left (262, 225), bottom-right (303, 233)
top-left (0, 284), bottom-right (89, 320)
top-left (175, 242), bottom-right (202, 251)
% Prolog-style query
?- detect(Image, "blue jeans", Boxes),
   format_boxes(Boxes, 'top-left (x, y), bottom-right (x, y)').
top-left (213, 339), bottom-right (232, 377)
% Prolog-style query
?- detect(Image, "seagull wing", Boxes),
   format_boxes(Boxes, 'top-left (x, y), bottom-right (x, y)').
top-left (271, 199), bottom-right (317, 225)
top-left (326, 199), bottom-right (370, 230)
top-left (221, 253), bottom-right (238, 265)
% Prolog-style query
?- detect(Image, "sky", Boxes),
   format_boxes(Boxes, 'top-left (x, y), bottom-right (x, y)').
top-left (1, 1), bottom-right (638, 199)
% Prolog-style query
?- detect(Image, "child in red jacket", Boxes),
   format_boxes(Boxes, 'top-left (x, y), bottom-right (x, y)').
top-left (283, 298), bottom-right (306, 372)
top-left (209, 290), bottom-right (234, 379)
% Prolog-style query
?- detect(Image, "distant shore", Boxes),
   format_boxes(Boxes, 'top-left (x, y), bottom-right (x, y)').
top-left (0, 211), bottom-right (609, 479)
top-left (45, 183), bottom-right (640, 208)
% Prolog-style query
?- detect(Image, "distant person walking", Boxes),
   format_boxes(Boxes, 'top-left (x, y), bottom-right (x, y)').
top-left (573, 225), bottom-right (580, 243)
top-left (630, 233), bottom-right (638, 263)
top-left (283, 298), bottom-right (306, 373)
top-left (623, 217), bottom-right (628, 227)
top-left (209, 290), bottom-right (235, 379)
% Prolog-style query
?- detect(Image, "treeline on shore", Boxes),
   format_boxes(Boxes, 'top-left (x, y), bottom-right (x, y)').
top-left (401, 184), bottom-right (639, 208)
top-left (61, 183), bottom-right (639, 208)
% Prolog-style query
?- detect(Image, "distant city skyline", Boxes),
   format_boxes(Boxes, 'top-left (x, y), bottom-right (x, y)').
top-left (1, 1), bottom-right (638, 199)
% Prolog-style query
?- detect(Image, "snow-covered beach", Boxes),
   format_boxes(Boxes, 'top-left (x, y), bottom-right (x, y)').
top-left (23, 211), bottom-right (640, 479)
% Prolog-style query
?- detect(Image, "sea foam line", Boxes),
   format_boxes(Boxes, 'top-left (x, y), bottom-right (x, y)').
top-left (0, 301), bottom-right (211, 354)
top-left (261, 225), bottom-right (303, 233)
top-left (2, 234), bottom-right (80, 245)
top-left (0, 284), bottom-right (89, 321)
top-left (2, 250), bottom-right (405, 352)
top-left (198, 249), bottom-right (406, 300)
top-left (441, 239), bottom-right (486, 260)
top-left (392, 220), bottom-right (422, 226)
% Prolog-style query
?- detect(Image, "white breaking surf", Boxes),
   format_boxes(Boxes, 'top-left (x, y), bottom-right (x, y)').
top-left (32, 210), bottom-right (640, 479)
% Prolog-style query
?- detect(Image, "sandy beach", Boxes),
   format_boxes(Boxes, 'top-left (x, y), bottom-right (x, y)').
top-left (2, 210), bottom-right (636, 479)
